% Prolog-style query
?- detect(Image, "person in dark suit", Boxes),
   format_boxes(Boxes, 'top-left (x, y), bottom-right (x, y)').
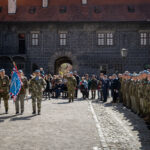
top-left (101, 75), bottom-right (109, 102)
top-left (111, 74), bottom-right (120, 103)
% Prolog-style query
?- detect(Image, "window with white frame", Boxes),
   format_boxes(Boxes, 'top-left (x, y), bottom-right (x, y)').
top-left (59, 33), bottom-right (67, 46)
top-left (140, 32), bottom-right (147, 45)
top-left (98, 32), bottom-right (114, 46)
top-left (106, 33), bottom-right (113, 46)
top-left (42, 0), bottom-right (48, 8)
top-left (98, 33), bottom-right (105, 45)
top-left (31, 33), bottom-right (39, 46)
top-left (8, 0), bottom-right (16, 14)
top-left (82, 0), bottom-right (87, 5)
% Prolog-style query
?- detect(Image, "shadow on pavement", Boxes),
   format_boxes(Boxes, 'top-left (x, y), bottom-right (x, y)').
top-left (0, 114), bottom-right (18, 120)
top-left (0, 120), bottom-right (4, 123)
top-left (103, 101), bottom-right (150, 150)
top-left (0, 113), bottom-right (7, 116)
top-left (10, 115), bottom-right (36, 121)
top-left (0, 114), bottom-right (18, 123)
top-left (53, 101), bottom-right (70, 104)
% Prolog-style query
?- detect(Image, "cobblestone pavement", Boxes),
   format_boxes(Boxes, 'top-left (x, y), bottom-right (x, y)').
top-left (0, 95), bottom-right (150, 150)
top-left (92, 98), bottom-right (150, 150)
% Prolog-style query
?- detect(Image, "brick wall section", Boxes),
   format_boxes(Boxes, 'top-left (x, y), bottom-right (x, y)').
top-left (0, 22), bottom-right (150, 76)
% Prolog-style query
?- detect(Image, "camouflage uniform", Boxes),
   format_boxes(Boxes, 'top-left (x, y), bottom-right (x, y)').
top-left (138, 81), bottom-right (145, 117)
top-left (146, 81), bottom-right (150, 122)
top-left (65, 76), bottom-right (77, 102)
top-left (29, 76), bottom-right (46, 114)
top-left (135, 81), bottom-right (140, 115)
top-left (119, 78), bottom-right (123, 102)
top-left (0, 75), bottom-right (9, 113)
top-left (142, 80), bottom-right (149, 117)
top-left (15, 76), bottom-right (28, 114)
top-left (130, 80), bottom-right (135, 112)
top-left (122, 79), bottom-right (127, 106)
top-left (126, 80), bottom-right (131, 109)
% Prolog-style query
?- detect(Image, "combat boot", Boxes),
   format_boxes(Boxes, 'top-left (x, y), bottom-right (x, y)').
top-left (21, 110), bottom-right (24, 115)
top-left (16, 112), bottom-right (19, 114)
top-left (5, 108), bottom-right (8, 114)
top-left (72, 98), bottom-right (74, 102)
top-left (38, 110), bottom-right (41, 115)
top-left (32, 111), bottom-right (36, 115)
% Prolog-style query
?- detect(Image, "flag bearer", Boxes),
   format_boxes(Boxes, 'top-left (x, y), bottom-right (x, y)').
top-left (15, 70), bottom-right (28, 115)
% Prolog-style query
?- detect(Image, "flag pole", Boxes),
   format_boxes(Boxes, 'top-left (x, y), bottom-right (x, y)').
top-left (9, 57), bottom-right (22, 102)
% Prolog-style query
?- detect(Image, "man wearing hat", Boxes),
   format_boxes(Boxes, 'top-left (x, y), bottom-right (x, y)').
top-left (64, 72), bottom-right (77, 103)
top-left (15, 70), bottom-right (28, 114)
top-left (29, 70), bottom-right (46, 115)
top-left (0, 69), bottom-right (10, 114)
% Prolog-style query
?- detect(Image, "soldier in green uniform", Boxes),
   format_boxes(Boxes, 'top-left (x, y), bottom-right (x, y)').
top-left (126, 74), bottom-right (132, 109)
top-left (0, 69), bottom-right (10, 114)
top-left (130, 75), bottom-right (135, 112)
top-left (146, 72), bottom-right (150, 123)
top-left (122, 71), bottom-right (130, 107)
top-left (134, 74), bottom-right (140, 115)
top-left (15, 70), bottom-right (28, 115)
top-left (29, 70), bottom-right (46, 115)
top-left (121, 74), bottom-right (127, 106)
top-left (64, 72), bottom-right (77, 103)
top-left (141, 71), bottom-right (149, 119)
top-left (131, 74), bottom-right (138, 114)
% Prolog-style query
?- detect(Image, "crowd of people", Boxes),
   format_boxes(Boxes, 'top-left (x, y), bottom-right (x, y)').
top-left (0, 67), bottom-right (150, 125)
top-left (43, 72), bottom-right (120, 103)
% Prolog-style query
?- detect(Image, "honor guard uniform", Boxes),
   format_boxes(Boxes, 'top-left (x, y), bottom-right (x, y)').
top-left (15, 70), bottom-right (28, 115)
top-left (64, 72), bottom-right (77, 103)
top-left (29, 70), bottom-right (46, 115)
top-left (0, 69), bottom-right (10, 114)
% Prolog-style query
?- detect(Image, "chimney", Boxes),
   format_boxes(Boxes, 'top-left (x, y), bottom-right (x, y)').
top-left (8, 0), bottom-right (16, 14)
top-left (42, 0), bottom-right (48, 8)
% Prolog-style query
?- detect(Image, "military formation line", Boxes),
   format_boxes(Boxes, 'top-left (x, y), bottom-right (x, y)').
top-left (0, 68), bottom-right (150, 126)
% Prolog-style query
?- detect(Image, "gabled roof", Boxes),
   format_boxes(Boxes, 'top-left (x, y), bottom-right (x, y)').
top-left (0, 0), bottom-right (150, 22)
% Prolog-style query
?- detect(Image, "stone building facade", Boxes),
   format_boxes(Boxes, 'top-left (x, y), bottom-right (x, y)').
top-left (0, 0), bottom-right (150, 76)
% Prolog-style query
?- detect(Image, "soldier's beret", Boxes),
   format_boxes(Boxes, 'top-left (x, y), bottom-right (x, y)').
top-left (18, 70), bottom-right (23, 73)
top-left (70, 72), bottom-right (73, 74)
top-left (35, 70), bottom-right (40, 73)
top-left (142, 70), bottom-right (149, 74)
top-left (133, 73), bottom-right (138, 77)
top-left (0, 69), bottom-right (5, 72)
top-left (124, 71), bottom-right (129, 75)
top-left (128, 73), bottom-right (132, 76)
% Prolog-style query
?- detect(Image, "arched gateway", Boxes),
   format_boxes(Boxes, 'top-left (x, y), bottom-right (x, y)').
top-left (48, 51), bottom-right (78, 74)
top-left (54, 57), bottom-right (72, 74)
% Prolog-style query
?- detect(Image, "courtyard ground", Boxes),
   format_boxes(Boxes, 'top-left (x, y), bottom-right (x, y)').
top-left (0, 94), bottom-right (150, 150)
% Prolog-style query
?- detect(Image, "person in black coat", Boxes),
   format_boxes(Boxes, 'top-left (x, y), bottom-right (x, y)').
top-left (44, 74), bottom-right (52, 100)
top-left (111, 74), bottom-right (120, 103)
top-left (101, 75), bottom-right (109, 102)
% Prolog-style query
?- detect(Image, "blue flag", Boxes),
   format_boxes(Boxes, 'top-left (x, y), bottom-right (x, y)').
top-left (9, 68), bottom-right (22, 101)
